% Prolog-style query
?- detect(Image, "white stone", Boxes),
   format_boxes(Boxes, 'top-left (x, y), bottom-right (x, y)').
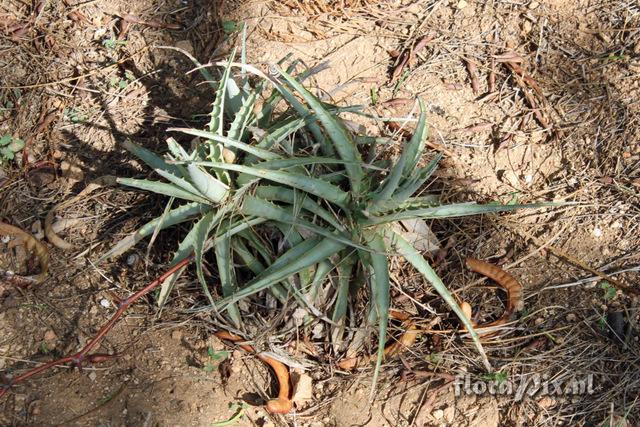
top-left (593, 226), bottom-right (603, 238)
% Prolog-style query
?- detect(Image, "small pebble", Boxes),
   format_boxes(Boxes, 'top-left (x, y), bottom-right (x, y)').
top-left (60, 160), bottom-right (84, 183)
top-left (30, 401), bottom-right (41, 416)
top-left (456, 0), bottom-right (468, 9)
top-left (537, 396), bottom-right (556, 408)
top-left (175, 39), bottom-right (194, 55)
top-left (444, 406), bottom-right (455, 422)
top-left (231, 351), bottom-right (243, 373)
top-left (126, 254), bottom-right (139, 266)
top-left (528, 0), bottom-right (539, 9)
top-left (432, 409), bottom-right (444, 420)
top-left (292, 308), bottom-right (307, 326)
top-left (88, 371), bottom-right (97, 381)
top-left (44, 330), bottom-right (57, 342)
top-left (311, 323), bottom-right (324, 340)
top-left (593, 226), bottom-right (603, 238)
top-left (100, 298), bottom-right (111, 308)
top-left (566, 313), bottom-right (577, 322)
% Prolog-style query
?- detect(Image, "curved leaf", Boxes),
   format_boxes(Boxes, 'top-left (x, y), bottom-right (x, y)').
top-left (169, 128), bottom-right (280, 161)
top-left (365, 202), bottom-right (557, 225)
top-left (362, 230), bottom-right (390, 394)
top-left (215, 237), bottom-right (345, 311)
top-left (240, 196), bottom-right (366, 250)
top-left (384, 227), bottom-right (492, 371)
top-left (266, 69), bottom-right (334, 156)
top-left (254, 185), bottom-right (344, 231)
top-left (195, 162), bottom-right (350, 208)
top-left (99, 202), bottom-right (209, 261)
top-left (227, 86), bottom-right (258, 141)
top-left (402, 99), bottom-right (429, 176)
top-left (215, 233), bottom-right (242, 326)
top-left (367, 195), bottom-right (441, 216)
top-left (208, 50), bottom-right (236, 135)
top-left (231, 238), bottom-right (288, 302)
top-left (331, 252), bottom-right (355, 347)
top-left (393, 153), bottom-right (442, 202)
top-left (121, 140), bottom-right (181, 176)
top-left (117, 177), bottom-right (210, 204)
top-left (254, 156), bottom-right (349, 170)
top-left (276, 67), bottom-right (363, 192)
top-left (193, 211), bottom-right (218, 306)
top-left (187, 164), bottom-right (229, 203)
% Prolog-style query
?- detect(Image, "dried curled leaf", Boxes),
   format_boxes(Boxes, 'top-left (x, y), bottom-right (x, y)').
top-left (214, 331), bottom-right (293, 414)
top-left (0, 222), bottom-right (49, 284)
top-left (462, 258), bottom-right (524, 335)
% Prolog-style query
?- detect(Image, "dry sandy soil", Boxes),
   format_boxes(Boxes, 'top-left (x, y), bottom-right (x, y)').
top-left (1, 0), bottom-right (639, 426)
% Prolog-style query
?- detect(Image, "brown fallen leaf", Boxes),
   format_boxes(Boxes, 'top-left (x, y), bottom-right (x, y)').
top-left (464, 57), bottom-right (480, 95)
top-left (355, 76), bottom-right (380, 84)
top-left (391, 33), bottom-right (436, 81)
top-left (391, 51), bottom-right (410, 82)
top-left (444, 82), bottom-right (464, 90)
top-left (413, 33), bottom-right (436, 54)
top-left (0, 222), bottom-right (49, 285)
top-left (387, 49), bottom-right (401, 58)
top-left (493, 51), bottom-right (524, 63)
top-left (409, 33), bottom-right (436, 67)
top-left (506, 62), bottom-right (543, 96)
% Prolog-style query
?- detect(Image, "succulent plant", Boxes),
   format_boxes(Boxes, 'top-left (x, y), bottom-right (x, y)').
top-left (105, 50), bottom-right (548, 380)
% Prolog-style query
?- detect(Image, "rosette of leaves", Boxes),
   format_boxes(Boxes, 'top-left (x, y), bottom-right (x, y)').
top-left (104, 53), bottom-right (549, 379)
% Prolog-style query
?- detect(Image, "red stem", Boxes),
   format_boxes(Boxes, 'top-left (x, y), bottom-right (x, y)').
top-left (0, 255), bottom-right (193, 398)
